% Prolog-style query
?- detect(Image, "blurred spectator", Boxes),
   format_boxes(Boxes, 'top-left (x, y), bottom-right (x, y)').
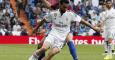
top-left (12, 22), bottom-right (21, 36)
top-left (16, 0), bottom-right (23, 17)
top-left (0, 25), bottom-right (7, 36)
top-left (22, 0), bottom-right (28, 9)
top-left (92, 0), bottom-right (99, 7)
top-left (74, 0), bottom-right (81, 6)
top-left (10, 16), bottom-right (17, 28)
top-left (28, 0), bottom-right (35, 7)
top-left (29, 7), bottom-right (36, 27)
top-left (25, 4), bottom-right (31, 18)
top-left (0, 7), bottom-right (4, 20)
top-left (5, 31), bottom-right (11, 36)
top-left (21, 28), bottom-right (28, 36)
top-left (70, 21), bottom-right (79, 36)
top-left (0, 0), bottom-right (3, 8)
top-left (0, 0), bottom-right (28, 36)
top-left (0, 32), bottom-right (2, 35)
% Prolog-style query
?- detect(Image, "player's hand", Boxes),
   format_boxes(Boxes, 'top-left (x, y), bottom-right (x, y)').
top-left (100, 28), bottom-right (104, 33)
top-left (94, 27), bottom-right (102, 32)
top-left (95, 27), bottom-right (104, 33)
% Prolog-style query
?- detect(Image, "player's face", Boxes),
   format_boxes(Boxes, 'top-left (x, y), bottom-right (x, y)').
top-left (106, 1), bottom-right (112, 9)
top-left (60, 3), bottom-right (69, 12)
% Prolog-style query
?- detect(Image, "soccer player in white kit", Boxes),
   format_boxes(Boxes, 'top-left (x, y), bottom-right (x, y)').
top-left (100, 0), bottom-right (115, 59)
top-left (28, 0), bottom-right (100, 60)
top-left (100, 2), bottom-right (108, 55)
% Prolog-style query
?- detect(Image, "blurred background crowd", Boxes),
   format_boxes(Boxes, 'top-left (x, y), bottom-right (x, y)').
top-left (0, 0), bottom-right (115, 36)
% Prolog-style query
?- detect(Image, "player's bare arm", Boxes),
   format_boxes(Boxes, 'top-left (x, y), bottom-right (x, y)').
top-left (32, 19), bottom-right (46, 35)
top-left (80, 19), bottom-right (101, 32)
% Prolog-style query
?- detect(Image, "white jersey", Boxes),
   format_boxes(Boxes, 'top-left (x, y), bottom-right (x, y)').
top-left (100, 8), bottom-right (115, 30)
top-left (44, 9), bottom-right (81, 40)
top-left (100, 8), bottom-right (115, 39)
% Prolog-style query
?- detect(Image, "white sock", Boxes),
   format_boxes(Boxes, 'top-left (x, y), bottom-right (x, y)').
top-left (107, 43), bottom-right (112, 55)
top-left (111, 43), bottom-right (114, 51)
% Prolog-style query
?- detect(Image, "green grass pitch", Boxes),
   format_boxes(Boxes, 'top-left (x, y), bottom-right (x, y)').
top-left (0, 45), bottom-right (115, 60)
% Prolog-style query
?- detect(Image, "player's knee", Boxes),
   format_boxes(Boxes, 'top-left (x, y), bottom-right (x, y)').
top-left (108, 39), bottom-right (112, 44)
top-left (52, 48), bottom-right (61, 55)
top-left (108, 41), bottom-right (112, 44)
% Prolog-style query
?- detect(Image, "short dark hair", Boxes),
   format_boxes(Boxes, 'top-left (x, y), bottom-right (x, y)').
top-left (60, 0), bottom-right (69, 4)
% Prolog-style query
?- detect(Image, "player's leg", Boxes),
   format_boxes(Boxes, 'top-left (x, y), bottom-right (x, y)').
top-left (102, 30), bottom-right (108, 55)
top-left (37, 36), bottom-right (46, 60)
top-left (104, 38), bottom-right (113, 59)
top-left (43, 34), bottom-right (65, 60)
top-left (66, 33), bottom-right (78, 60)
top-left (29, 35), bottom-right (52, 60)
top-left (107, 31), bottom-right (115, 55)
top-left (37, 35), bottom-right (46, 49)
top-left (108, 38), bottom-right (113, 55)
top-left (104, 31), bottom-right (114, 59)
top-left (103, 40), bottom-right (108, 55)
top-left (111, 37), bottom-right (115, 54)
top-left (42, 47), bottom-right (60, 60)
top-left (38, 29), bottom-right (51, 60)
top-left (29, 42), bottom-right (49, 60)
top-left (111, 41), bottom-right (115, 55)
top-left (112, 44), bottom-right (115, 54)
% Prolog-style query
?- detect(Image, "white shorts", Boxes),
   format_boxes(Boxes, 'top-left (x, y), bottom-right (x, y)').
top-left (104, 29), bottom-right (115, 41)
top-left (43, 30), bottom-right (67, 50)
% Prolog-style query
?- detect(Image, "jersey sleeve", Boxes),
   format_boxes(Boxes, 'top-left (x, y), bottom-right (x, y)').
top-left (71, 12), bottom-right (82, 22)
top-left (44, 13), bottom-right (52, 22)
